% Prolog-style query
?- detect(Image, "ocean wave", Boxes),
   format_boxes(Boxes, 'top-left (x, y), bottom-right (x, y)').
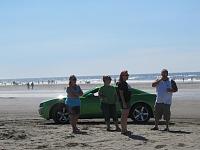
top-left (0, 72), bottom-right (200, 86)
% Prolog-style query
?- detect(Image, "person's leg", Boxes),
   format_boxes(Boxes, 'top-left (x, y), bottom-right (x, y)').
top-left (152, 103), bottom-right (162, 130)
top-left (106, 104), bottom-right (111, 131)
top-left (106, 121), bottom-right (111, 131)
top-left (73, 114), bottom-right (80, 131)
top-left (165, 120), bottom-right (169, 131)
top-left (110, 104), bottom-right (120, 131)
top-left (69, 113), bottom-right (76, 132)
top-left (101, 103), bottom-right (110, 130)
top-left (121, 108), bottom-right (129, 133)
top-left (67, 107), bottom-right (74, 130)
top-left (154, 116), bottom-right (159, 129)
top-left (163, 104), bottom-right (171, 131)
top-left (70, 107), bottom-right (80, 133)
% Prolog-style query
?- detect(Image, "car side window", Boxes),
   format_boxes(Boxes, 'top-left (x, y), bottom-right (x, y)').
top-left (86, 91), bottom-right (99, 97)
top-left (93, 91), bottom-right (99, 97)
top-left (85, 88), bottom-right (100, 98)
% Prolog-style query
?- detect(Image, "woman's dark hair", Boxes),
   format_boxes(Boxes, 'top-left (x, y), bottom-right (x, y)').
top-left (119, 70), bottom-right (128, 83)
top-left (161, 69), bottom-right (168, 75)
top-left (69, 75), bottom-right (77, 86)
top-left (103, 75), bottom-right (112, 82)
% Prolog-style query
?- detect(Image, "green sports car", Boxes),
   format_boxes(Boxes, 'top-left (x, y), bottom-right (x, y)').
top-left (39, 87), bottom-right (156, 124)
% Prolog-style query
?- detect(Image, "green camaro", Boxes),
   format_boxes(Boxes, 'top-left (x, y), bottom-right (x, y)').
top-left (39, 87), bottom-right (156, 124)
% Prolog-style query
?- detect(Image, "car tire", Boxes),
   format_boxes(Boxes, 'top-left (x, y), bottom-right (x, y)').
top-left (51, 104), bottom-right (69, 124)
top-left (129, 103), bottom-right (151, 123)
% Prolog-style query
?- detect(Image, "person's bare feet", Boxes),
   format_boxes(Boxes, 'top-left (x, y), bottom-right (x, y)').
top-left (106, 127), bottom-right (111, 131)
top-left (151, 126), bottom-right (159, 130)
top-left (115, 127), bottom-right (121, 132)
top-left (72, 127), bottom-right (81, 134)
top-left (163, 128), bottom-right (169, 132)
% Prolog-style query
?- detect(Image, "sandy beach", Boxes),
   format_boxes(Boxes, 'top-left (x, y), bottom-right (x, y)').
top-left (0, 82), bottom-right (200, 150)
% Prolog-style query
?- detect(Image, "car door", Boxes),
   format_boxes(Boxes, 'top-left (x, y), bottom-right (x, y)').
top-left (80, 89), bottom-right (102, 118)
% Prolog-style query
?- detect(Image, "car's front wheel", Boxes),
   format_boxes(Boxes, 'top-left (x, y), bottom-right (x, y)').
top-left (51, 104), bottom-right (69, 124)
top-left (129, 103), bottom-right (151, 123)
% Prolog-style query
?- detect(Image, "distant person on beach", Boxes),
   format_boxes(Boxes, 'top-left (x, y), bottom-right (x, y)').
top-left (31, 82), bottom-right (34, 90)
top-left (114, 78), bottom-right (116, 84)
top-left (65, 75), bottom-right (83, 133)
top-left (116, 70), bottom-right (131, 135)
top-left (98, 76), bottom-right (121, 131)
top-left (27, 82), bottom-right (30, 90)
top-left (151, 69), bottom-right (178, 131)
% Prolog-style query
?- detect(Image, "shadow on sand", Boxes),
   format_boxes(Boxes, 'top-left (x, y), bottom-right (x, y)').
top-left (128, 120), bottom-right (175, 126)
top-left (72, 130), bottom-right (88, 135)
top-left (121, 131), bottom-right (148, 141)
top-left (128, 134), bottom-right (148, 141)
top-left (43, 120), bottom-right (175, 126)
top-left (167, 130), bottom-right (192, 134)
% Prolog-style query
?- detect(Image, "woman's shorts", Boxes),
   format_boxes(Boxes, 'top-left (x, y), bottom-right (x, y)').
top-left (65, 98), bottom-right (80, 115)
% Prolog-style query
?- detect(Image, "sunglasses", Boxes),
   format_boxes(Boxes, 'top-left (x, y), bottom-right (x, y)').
top-left (70, 78), bottom-right (77, 81)
top-left (123, 74), bottom-right (129, 76)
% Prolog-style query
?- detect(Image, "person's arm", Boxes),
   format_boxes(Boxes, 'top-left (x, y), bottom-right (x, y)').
top-left (119, 90), bottom-right (127, 109)
top-left (98, 91), bottom-right (103, 100)
top-left (167, 80), bottom-right (178, 93)
top-left (77, 85), bottom-right (83, 96)
top-left (98, 87), bottom-right (107, 101)
top-left (114, 88), bottom-right (118, 103)
top-left (152, 79), bottom-right (162, 87)
top-left (98, 88), bottom-right (103, 100)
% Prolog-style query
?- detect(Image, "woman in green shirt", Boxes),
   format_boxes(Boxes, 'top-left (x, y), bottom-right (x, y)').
top-left (98, 76), bottom-right (121, 131)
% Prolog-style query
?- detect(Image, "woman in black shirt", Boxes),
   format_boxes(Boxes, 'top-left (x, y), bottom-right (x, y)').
top-left (117, 70), bottom-right (131, 135)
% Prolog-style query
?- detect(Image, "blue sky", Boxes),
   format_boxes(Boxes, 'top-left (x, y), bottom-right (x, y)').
top-left (0, 0), bottom-right (200, 79)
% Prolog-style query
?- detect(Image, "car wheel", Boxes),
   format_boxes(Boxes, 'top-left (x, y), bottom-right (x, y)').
top-left (130, 103), bottom-right (151, 123)
top-left (52, 104), bottom-right (69, 124)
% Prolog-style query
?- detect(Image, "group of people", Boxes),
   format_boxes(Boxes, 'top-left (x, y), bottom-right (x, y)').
top-left (27, 82), bottom-right (34, 90)
top-left (65, 69), bottom-right (178, 134)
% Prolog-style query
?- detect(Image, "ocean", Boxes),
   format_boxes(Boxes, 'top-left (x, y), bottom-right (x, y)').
top-left (0, 72), bottom-right (200, 86)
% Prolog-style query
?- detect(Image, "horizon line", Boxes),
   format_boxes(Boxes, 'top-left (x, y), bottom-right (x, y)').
top-left (0, 71), bottom-right (200, 80)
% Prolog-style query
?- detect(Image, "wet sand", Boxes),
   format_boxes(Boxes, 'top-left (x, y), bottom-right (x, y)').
top-left (0, 82), bottom-right (200, 150)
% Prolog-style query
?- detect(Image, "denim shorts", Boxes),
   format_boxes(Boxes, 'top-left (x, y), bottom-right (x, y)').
top-left (65, 98), bottom-right (80, 115)
top-left (65, 98), bottom-right (80, 107)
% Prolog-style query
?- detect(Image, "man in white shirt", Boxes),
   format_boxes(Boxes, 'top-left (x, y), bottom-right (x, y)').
top-left (151, 69), bottom-right (178, 131)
